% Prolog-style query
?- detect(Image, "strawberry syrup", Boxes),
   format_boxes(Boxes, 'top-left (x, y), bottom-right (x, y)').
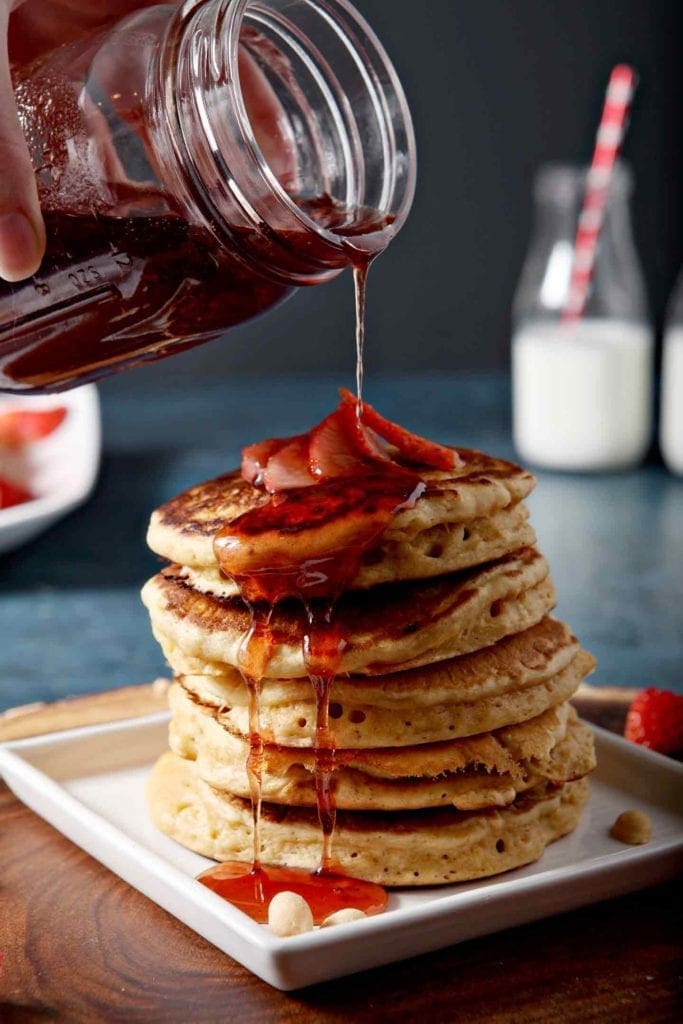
top-left (197, 239), bottom-right (453, 923)
top-left (202, 471), bottom-right (422, 918)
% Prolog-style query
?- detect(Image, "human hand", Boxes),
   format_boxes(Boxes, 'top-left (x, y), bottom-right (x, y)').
top-left (0, 0), bottom-right (43, 281)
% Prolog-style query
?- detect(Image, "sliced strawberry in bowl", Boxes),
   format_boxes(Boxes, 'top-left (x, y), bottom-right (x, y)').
top-left (0, 386), bottom-right (99, 554)
top-left (0, 477), bottom-right (34, 509)
top-left (0, 407), bottom-right (67, 446)
top-left (338, 388), bottom-right (460, 471)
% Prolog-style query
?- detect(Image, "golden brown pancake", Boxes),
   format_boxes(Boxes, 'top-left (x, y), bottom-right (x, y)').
top-left (142, 546), bottom-right (555, 678)
top-left (146, 451), bottom-right (536, 585)
top-left (169, 685), bottom-right (596, 811)
top-left (166, 618), bottom-right (595, 747)
top-left (148, 750), bottom-right (590, 886)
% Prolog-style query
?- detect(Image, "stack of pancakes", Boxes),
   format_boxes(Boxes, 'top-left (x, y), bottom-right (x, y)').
top-left (143, 449), bottom-right (596, 886)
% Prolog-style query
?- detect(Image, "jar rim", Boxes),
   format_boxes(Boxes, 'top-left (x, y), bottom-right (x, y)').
top-left (227, 0), bottom-right (416, 255)
top-left (168, 0), bottom-right (416, 277)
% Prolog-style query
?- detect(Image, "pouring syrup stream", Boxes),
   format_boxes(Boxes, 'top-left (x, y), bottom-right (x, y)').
top-left (196, 217), bottom-right (456, 924)
top-left (353, 261), bottom-right (370, 423)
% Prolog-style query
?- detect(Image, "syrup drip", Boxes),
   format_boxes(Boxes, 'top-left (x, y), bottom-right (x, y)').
top-left (245, 676), bottom-right (263, 866)
top-left (239, 606), bottom-right (274, 867)
top-left (303, 602), bottom-right (347, 871)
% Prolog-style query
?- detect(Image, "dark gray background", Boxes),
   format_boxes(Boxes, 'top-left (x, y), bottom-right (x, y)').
top-left (119, 0), bottom-right (683, 385)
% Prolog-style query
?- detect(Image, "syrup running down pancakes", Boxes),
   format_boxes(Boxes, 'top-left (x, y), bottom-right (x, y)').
top-left (143, 392), bottom-right (596, 912)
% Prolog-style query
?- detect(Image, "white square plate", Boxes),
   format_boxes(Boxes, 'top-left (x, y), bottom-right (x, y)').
top-left (0, 715), bottom-right (681, 991)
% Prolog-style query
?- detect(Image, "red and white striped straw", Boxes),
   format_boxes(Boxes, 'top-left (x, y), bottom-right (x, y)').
top-left (562, 64), bottom-right (638, 324)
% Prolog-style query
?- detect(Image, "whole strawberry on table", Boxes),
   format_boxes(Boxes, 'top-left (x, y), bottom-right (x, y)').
top-left (625, 688), bottom-right (683, 758)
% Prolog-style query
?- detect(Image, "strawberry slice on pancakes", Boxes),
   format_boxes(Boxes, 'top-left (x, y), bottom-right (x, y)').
top-left (241, 391), bottom-right (459, 494)
top-left (309, 400), bottom-right (390, 479)
top-left (338, 388), bottom-right (459, 471)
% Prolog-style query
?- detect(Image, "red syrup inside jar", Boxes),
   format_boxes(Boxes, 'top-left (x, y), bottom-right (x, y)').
top-left (0, 200), bottom-right (393, 391)
top-left (0, 209), bottom-right (291, 389)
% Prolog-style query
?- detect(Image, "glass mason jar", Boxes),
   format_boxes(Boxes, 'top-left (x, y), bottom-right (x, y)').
top-left (512, 163), bottom-right (653, 471)
top-left (1, 0), bottom-right (416, 392)
top-left (660, 268), bottom-right (683, 475)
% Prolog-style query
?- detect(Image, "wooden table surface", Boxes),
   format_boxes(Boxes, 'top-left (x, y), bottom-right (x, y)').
top-left (1, 686), bottom-right (681, 1024)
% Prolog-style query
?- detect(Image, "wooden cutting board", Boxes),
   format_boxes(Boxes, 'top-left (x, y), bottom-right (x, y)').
top-left (0, 678), bottom-right (171, 741)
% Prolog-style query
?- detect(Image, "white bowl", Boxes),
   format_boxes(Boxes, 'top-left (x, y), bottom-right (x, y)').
top-left (0, 385), bottom-right (100, 555)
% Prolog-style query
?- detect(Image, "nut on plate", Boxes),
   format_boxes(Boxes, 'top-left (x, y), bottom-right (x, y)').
top-left (268, 891), bottom-right (314, 937)
top-left (610, 809), bottom-right (652, 845)
top-left (321, 908), bottom-right (366, 927)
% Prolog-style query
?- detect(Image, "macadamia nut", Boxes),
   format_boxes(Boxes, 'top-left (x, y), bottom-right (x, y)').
top-left (321, 908), bottom-right (367, 927)
top-left (268, 891), bottom-right (314, 937)
top-left (610, 809), bottom-right (652, 845)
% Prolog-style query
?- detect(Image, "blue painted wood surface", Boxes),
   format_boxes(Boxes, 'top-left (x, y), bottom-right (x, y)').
top-left (1, 372), bottom-right (681, 710)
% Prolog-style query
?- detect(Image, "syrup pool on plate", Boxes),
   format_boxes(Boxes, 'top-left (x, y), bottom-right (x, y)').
top-left (197, 863), bottom-right (388, 925)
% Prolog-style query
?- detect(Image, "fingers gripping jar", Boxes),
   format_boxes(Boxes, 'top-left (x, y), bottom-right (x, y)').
top-left (2, 0), bottom-right (416, 392)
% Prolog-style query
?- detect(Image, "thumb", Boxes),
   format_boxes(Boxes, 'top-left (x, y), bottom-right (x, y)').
top-left (0, 4), bottom-right (45, 282)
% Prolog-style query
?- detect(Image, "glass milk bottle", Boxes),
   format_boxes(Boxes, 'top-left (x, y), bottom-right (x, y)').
top-left (512, 163), bottom-right (653, 471)
top-left (660, 269), bottom-right (683, 475)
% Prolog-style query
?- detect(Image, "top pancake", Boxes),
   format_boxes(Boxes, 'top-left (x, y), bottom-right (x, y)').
top-left (146, 450), bottom-right (536, 586)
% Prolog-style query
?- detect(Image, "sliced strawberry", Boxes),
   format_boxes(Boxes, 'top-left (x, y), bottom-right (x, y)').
top-left (263, 435), bottom-right (316, 492)
top-left (242, 393), bottom-right (459, 494)
top-left (339, 388), bottom-right (459, 470)
top-left (308, 410), bottom-right (363, 479)
top-left (0, 477), bottom-right (34, 509)
top-left (242, 437), bottom-right (287, 486)
top-left (338, 400), bottom-right (391, 462)
top-left (624, 688), bottom-right (683, 756)
top-left (308, 404), bottom-right (389, 479)
top-left (0, 407), bottom-right (67, 446)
